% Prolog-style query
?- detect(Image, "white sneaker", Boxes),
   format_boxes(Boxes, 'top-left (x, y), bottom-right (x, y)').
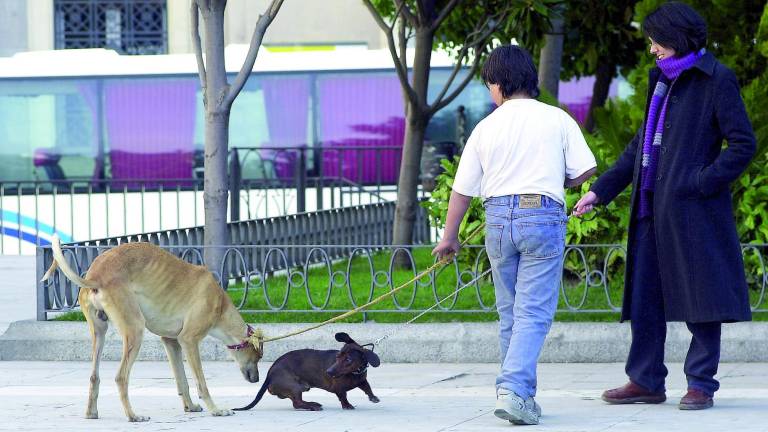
top-left (494, 389), bottom-right (541, 425)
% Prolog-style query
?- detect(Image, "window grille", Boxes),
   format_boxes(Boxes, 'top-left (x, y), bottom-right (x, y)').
top-left (54, 0), bottom-right (167, 55)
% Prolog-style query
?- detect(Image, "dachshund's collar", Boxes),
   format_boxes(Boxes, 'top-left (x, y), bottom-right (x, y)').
top-left (352, 342), bottom-right (375, 375)
top-left (351, 363), bottom-right (368, 375)
top-left (227, 325), bottom-right (255, 350)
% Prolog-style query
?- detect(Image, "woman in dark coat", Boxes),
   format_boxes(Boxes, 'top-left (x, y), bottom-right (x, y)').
top-left (573, 2), bottom-right (755, 410)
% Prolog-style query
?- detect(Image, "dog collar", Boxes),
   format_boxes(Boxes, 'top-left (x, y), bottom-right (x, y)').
top-left (352, 342), bottom-right (375, 375)
top-left (351, 363), bottom-right (368, 375)
top-left (227, 325), bottom-right (255, 351)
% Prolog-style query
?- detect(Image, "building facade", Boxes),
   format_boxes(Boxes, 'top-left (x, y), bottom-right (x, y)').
top-left (0, 0), bottom-right (386, 57)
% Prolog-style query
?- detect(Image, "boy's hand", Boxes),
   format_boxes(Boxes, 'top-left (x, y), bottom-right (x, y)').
top-left (432, 238), bottom-right (461, 261)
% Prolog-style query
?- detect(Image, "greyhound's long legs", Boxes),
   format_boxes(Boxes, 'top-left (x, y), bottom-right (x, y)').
top-left (161, 337), bottom-right (202, 412)
top-left (82, 290), bottom-right (108, 419)
top-left (104, 290), bottom-right (149, 422)
top-left (114, 326), bottom-right (146, 421)
top-left (178, 336), bottom-right (234, 416)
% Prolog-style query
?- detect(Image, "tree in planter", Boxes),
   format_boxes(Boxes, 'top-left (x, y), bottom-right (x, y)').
top-left (191, 0), bottom-right (284, 271)
top-left (363, 0), bottom-right (554, 249)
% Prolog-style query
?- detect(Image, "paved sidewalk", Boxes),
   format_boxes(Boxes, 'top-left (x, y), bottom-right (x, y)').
top-left (0, 361), bottom-right (766, 432)
top-left (0, 255), bottom-right (36, 334)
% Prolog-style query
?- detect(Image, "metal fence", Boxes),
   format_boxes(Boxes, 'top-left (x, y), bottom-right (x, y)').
top-left (54, 200), bottom-right (431, 269)
top-left (37, 242), bottom-right (768, 321)
top-left (2, 145), bottom-right (443, 254)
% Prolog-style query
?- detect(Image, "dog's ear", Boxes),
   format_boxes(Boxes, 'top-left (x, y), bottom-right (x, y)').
top-left (335, 332), bottom-right (356, 344)
top-left (364, 349), bottom-right (380, 367)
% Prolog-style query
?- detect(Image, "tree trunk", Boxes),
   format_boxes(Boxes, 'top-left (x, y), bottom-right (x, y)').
top-left (203, 111), bottom-right (230, 277)
top-left (392, 29), bottom-right (433, 248)
top-left (392, 115), bottom-right (427, 246)
top-left (584, 62), bottom-right (615, 133)
top-left (200, 3), bottom-right (231, 276)
top-left (538, 6), bottom-right (565, 99)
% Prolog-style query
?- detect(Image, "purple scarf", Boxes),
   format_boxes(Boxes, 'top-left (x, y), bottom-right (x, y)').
top-left (638, 49), bottom-right (703, 218)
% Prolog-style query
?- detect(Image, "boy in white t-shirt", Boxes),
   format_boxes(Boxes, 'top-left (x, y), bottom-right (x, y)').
top-left (432, 45), bottom-right (596, 425)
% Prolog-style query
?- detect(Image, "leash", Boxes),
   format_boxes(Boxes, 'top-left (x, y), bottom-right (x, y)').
top-left (370, 207), bottom-right (598, 347)
top-left (246, 204), bottom-right (597, 347)
top-left (369, 267), bottom-right (493, 347)
top-left (249, 222), bottom-right (486, 345)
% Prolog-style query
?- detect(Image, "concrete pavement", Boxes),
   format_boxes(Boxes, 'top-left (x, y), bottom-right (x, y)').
top-left (0, 255), bottom-right (36, 334)
top-left (0, 361), bottom-right (767, 432)
top-left (4, 319), bottom-right (768, 363)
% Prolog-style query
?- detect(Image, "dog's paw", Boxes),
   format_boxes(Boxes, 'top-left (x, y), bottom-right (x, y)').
top-left (128, 415), bottom-right (150, 422)
top-left (84, 411), bottom-right (99, 419)
top-left (342, 404), bottom-right (356, 410)
top-left (211, 408), bottom-right (235, 417)
top-left (185, 403), bottom-right (203, 413)
top-left (369, 396), bottom-right (380, 403)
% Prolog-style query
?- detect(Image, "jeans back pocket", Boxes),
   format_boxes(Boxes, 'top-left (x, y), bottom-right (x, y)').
top-left (485, 223), bottom-right (504, 259)
top-left (513, 215), bottom-right (566, 259)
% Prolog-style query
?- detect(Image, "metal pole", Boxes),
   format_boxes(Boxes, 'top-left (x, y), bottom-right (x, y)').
top-left (36, 247), bottom-right (48, 321)
top-left (316, 147), bottom-right (324, 210)
top-left (297, 147), bottom-right (306, 213)
top-left (229, 148), bottom-right (241, 221)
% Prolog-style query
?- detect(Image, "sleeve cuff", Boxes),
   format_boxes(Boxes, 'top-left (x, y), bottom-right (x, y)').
top-left (567, 163), bottom-right (597, 181)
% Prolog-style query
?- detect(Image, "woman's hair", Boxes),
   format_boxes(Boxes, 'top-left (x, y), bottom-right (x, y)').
top-left (642, 2), bottom-right (707, 55)
top-left (481, 45), bottom-right (540, 99)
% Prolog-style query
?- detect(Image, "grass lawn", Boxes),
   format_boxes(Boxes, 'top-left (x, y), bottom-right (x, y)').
top-left (53, 246), bottom-right (768, 323)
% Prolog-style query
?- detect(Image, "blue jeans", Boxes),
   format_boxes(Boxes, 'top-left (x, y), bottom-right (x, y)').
top-left (484, 195), bottom-right (567, 399)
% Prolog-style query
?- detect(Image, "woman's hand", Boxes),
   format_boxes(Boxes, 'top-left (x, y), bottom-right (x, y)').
top-left (432, 238), bottom-right (461, 261)
top-left (573, 191), bottom-right (599, 217)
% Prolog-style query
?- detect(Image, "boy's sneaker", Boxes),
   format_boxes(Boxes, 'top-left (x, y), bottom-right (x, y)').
top-left (494, 389), bottom-right (541, 425)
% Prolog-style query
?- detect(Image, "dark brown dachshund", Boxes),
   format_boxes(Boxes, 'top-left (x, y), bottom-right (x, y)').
top-left (234, 333), bottom-right (380, 411)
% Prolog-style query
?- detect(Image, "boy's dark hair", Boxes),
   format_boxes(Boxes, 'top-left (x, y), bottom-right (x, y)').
top-left (481, 45), bottom-right (539, 99)
top-left (642, 2), bottom-right (707, 55)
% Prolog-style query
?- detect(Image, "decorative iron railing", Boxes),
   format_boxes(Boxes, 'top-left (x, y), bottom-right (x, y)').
top-left (36, 243), bottom-right (768, 320)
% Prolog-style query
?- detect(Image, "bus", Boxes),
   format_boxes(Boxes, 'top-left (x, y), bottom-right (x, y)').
top-left (0, 46), bottom-right (618, 253)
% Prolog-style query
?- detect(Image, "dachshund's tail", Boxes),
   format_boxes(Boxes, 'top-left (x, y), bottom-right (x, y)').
top-left (233, 375), bottom-right (271, 411)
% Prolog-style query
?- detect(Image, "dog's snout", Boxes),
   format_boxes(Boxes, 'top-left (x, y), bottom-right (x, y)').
top-left (326, 367), bottom-right (337, 377)
top-left (243, 368), bottom-right (259, 383)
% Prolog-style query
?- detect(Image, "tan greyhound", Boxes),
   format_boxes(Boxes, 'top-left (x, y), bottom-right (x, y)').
top-left (41, 236), bottom-right (263, 422)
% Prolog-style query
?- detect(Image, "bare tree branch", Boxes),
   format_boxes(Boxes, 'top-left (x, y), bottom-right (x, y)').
top-left (428, 44), bottom-right (470, 108)
top-left (431, 0), bottom-right (462, 31)
top-left (362, 0), bottom-right (418, 104)
top-left (427, 8), bottom-right (511, 116)
top-left (190, 0), bottom-right (206, 91)
top-left (428, 44), bottom-right (484, 115)
top-left (394, 0), bottom-right (418, 27)
top-left (427, 13), bottom-right (492, 110)
top-left (397, 13), bottom-right (408, 77)
top-left (415, 0), bottom-right (428, 22)
top-left (224, 0), bottom-right (285, 107)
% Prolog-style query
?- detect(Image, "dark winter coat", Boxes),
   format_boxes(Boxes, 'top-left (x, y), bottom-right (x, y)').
top-left (591, 52), bottom-right (756, 322)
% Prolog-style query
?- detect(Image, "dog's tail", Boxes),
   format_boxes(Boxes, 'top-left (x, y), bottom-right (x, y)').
top-left (233, 376), bottom-right (271, 411)
top-left (40, 235), bottom-right (98, 289)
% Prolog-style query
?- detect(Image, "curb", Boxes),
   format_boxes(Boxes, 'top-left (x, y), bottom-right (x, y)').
top-left (1, 320), bottom-right (767, 362)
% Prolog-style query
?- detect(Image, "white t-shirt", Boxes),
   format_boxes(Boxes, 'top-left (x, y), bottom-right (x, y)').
top-left (452, 98), bottom-right (596, 205)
